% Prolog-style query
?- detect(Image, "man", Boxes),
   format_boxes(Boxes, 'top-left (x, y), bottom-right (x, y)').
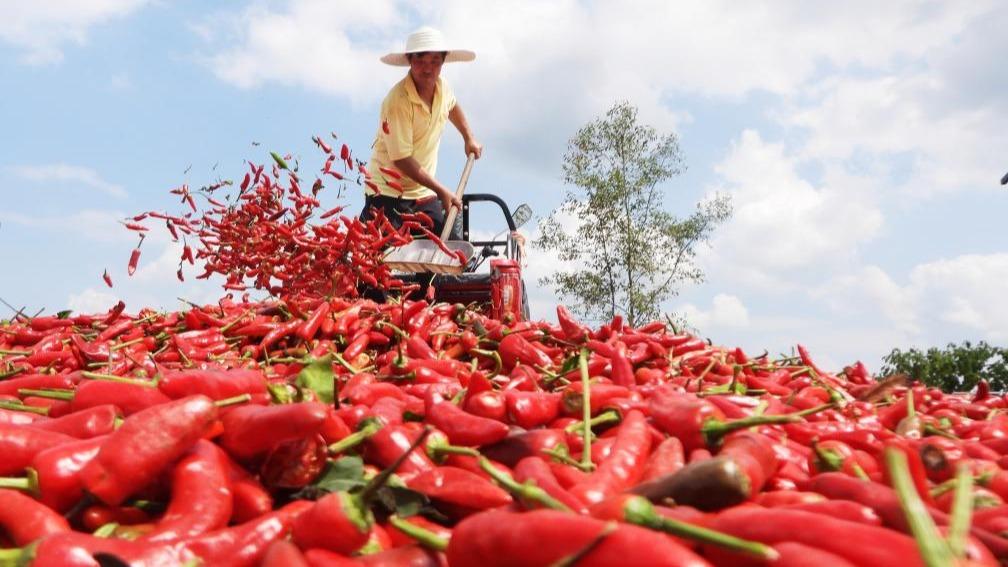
top-left (361, 26), bottom-right (483, 237)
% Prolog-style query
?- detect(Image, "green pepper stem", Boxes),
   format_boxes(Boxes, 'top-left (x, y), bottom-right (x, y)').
top-left (623, 496), bottom-right (778, 560)
top-left (811, 441), bottom-right (844, 472)
top-left (470, 349), bottom-right (503, 374)
top-left (17, 388), bottom-right (74, 401)
top-left (0, 367), bottom-right (27, 380)
top-left (214, 394), bottom-right (252, 407)
top-left (428, 441), bottom-right (571, 511)
top-left (0, 401), bottom-right (49, 415)
top-left (0, 548), bottom-right (22, 562)
top-left (388, 516), bottom-right (449, 552)
top-left (80, 371), bottom-right (155, 387)
top-left (579, 347), bottom-right (593, 471)
top-left (357, 427), bottom-right (431, 505)
top-left (565, 409), bottom-right (622, 435)
top-left (947, 464), bottom-right (973, 558)
top-left (0, 475), bottom-right (32, 492)
top-left (328, 420), bottom-right (382, 454)
top-left (885, 448), bottom-right (956, 567)
top-left (702, 413), bottom-right (802, 446)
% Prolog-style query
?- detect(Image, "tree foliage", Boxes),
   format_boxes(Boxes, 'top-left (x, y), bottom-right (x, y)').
top-left (535, 101), bottom-right (732, 326)
top-left (881, 341), bottom-right (1008, 393)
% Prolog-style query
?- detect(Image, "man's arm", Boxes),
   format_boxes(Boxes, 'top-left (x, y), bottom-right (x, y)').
top-left (392, 156), bottom-right (462, 213)
top-left (449, 104), bottom-right (483, 159)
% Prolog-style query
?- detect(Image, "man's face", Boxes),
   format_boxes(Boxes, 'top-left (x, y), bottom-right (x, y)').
top-left (408, 52), bottom-right (446, 88)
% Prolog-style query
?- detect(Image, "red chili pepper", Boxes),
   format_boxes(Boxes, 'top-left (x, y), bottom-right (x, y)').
top-left (158, 368), bottom-right (267, 401)
top-left (141, 439), bottom-right (233, 542)
top-left (482, 428), bottom-right (567, 467)
top-left (25, 531), bottom-right (191, 566)
top-left (0, 372), bottom-right (76, 397)
top-left (427, 400), bottom-right (510, 447)
top-left (127, 247), bottom-right (141, 276)
top-left (0, 488), bottom-right (70, 545)
top-left (220, 402), bottom-right (328, 461)
top-left (0, 423), bottom-right (74, 475)
top-left (569, 409), bottom-right (651, 504)
top-left (446, 508), bottom-right (710, 567)
top-left (513, 456), bottom-right (588, 513)
top-left (640, 436), bottom-right (685, 482)
top-left (706, 506), bottom-right (924, 567)
top-left (70, 379), bottom-right (172, 416)
top-left (28, 404), bottom-right (118, 438)
top-left (102, 269), bottom-right (113, 287)
top-left (407, 465), bottom-right (513, 512)
top-left (182, 500), bottom-right (312, 566)
top-left (498, 332), bottom-right (552, 370)
top-left (363, 424), bottom-right (436, 479)
top-left (298, 301), bottom-right (331, 341)
top-left (649, 391), bottom-right (801, 453)
top-left (79, 394), bottom-right (219, 505)
top-left (505, 390), bottom-right (562, 429)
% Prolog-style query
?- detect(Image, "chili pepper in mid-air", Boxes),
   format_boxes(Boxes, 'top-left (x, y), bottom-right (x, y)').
top-left (127, 247), bottom-right (141, 276)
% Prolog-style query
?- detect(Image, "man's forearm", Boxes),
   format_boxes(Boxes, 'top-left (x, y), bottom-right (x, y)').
top-left (392, 157), bottom-right (450, 195)
top-left (449, 104), bottom-right (473, 143)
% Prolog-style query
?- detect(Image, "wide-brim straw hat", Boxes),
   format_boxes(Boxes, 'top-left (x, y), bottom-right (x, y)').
top-left (380, 27), bottom-right (475, 66)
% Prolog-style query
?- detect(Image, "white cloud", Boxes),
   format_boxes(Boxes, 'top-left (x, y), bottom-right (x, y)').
top-left (703, 130), bottom-right (884, 290)
top-left (67, 288), bottom-right (119, 314)
top-left (199, 0), bottom-right (402, 104)
top-left (679, 293), bottom-right (750, 332)
top-left (812, 265), bottom-right (920, 335)
top-left (8, 164), bottom-right (127, 198)
top-left (786, 73), bottom-right (1007, 196)
top-left (192, 1), bottom-right (996, 176)
top-left (0, 0), bottom-right (150, 64)
top-left (907, 254), bottom-right (1008, 342)
top-left (0, 209), bottom-right (133, 243)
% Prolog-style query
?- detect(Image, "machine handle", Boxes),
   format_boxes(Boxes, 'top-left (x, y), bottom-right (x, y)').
top-left (441, 154), bottom-right (476, 241)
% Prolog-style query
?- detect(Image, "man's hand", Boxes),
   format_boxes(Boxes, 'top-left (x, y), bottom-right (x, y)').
top-left (437, 187), bottom-right (462, 216)
top-left (465, 138), bottom-right (483, 160)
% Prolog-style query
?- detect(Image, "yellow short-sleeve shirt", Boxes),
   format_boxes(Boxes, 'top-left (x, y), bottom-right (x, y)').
top-left (367, 74), bottom-right (457, 200)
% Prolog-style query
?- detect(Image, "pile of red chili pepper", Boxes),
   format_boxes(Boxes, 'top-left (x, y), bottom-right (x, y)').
top-left (1, 294), bottom-right (1007, 566)
top-left (114, 136), bottom-right (463, 305)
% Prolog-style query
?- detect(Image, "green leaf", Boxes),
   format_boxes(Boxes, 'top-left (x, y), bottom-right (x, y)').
top-left (266, 382), bottom-right (293, 404)
top-left (56, 310), bottom-right (72, 319)
top-left (293, 456), bottom-right (366, 500)
top-left (297, 356), bottom-right (335, 404)
top-left (375, 486), bottom-right (428, 518)
top-left (270, 151), bottom-right (289, 170)
top-left (559, 354), bottom-right (580, 375)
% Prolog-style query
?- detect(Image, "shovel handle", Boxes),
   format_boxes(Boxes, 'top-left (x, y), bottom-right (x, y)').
top-left (441, 153), bottom-right (476, 241)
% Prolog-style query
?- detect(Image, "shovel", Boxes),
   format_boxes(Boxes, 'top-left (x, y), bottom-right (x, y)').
top-left (383, 154), bottom-right (476, 274)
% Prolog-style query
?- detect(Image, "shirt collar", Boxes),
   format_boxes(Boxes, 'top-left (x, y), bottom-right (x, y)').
top-left (403, 73), bottom-right (441, 111)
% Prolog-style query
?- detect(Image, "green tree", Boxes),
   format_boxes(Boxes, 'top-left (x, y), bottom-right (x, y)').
top-left (535, 101), bottom-right (732, 326)
top-left (881, 341), bottom-right (1008, 392)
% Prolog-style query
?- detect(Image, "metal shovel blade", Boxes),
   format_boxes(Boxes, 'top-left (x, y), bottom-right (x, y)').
top-left (383, 240), bottom-right (474, 274)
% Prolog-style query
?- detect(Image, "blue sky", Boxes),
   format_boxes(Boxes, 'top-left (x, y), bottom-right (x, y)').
top-left (1, 1), bottom-right (1006, 372)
